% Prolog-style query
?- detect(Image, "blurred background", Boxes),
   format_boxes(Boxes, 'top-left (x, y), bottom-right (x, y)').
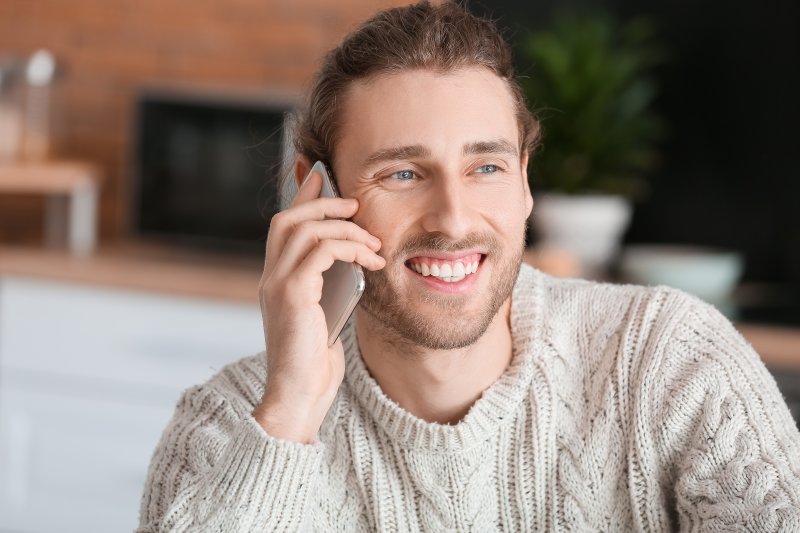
top-left (0, 0), bottom-right (797, 531)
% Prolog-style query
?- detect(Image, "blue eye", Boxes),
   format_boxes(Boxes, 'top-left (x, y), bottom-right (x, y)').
top-left (390, 169), bottom-right (416, 181)
top-left (475, 164), bottom-right (498, 174)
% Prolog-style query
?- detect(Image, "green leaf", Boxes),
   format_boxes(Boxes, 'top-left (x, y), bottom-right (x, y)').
top-left (518, 10), bottom-right (667, 198)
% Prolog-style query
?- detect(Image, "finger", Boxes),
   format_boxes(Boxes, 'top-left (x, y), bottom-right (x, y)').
top-left (291, 169), bottom-right (323, 208)
top-left (271, 220), bottom-right (382, 280)
top-left (272, 239), bottom-right (386, 285)
top-left (264, 197), bottom-right (360, 273)
top-left (275, 219), bottom-right (380, 272)
top-left (285, 240), bottom-right (385, 305)
top-left (287, 239), bottom-right (384, 304)
top-left (270, 239), bottom-right (384, 309)
top-left (299, 240), bottom-right (386, 277)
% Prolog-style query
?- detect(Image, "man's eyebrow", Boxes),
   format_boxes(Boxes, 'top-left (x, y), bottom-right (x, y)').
top-left (361, 138), bottom-right (518, 169)
top-left (363, 145), bottom-right (431, 167)
top-left (462, 138), bottom-right (518, 157)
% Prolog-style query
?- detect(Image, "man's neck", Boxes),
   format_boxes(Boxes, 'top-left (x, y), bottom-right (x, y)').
top-left (353, 299), bottom-right (514, 425)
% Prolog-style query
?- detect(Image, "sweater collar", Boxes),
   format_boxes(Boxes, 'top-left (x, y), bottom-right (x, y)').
top-left (340, 264), bottom-right (543, 452)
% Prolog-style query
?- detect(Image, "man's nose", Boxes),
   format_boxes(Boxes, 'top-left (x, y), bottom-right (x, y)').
top-left (419, 173), bottom-right (474, 239)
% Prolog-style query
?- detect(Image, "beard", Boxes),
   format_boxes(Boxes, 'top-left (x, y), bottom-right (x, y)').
top-left (358, 231), bottom-right (524, 351)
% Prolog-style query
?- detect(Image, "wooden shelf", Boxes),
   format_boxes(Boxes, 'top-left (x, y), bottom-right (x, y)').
top-left (0, 161), bottom-right (102, 255)
top-left (736, 323), bottom-right (800, 372)
top-left (0, 241), bottom-right (263, 303)
top-left (0, 161), bottom-right (101, 194)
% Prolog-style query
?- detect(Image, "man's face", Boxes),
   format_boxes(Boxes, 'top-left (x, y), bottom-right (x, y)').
top-left (332, 67), bottom-right (533, 350)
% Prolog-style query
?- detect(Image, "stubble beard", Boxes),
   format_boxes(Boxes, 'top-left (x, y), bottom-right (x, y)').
top-left (358, 231), bottom-right (524, 351)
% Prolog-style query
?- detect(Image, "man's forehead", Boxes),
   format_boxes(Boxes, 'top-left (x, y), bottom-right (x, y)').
top-left (336, 67), bottom-right (520, 166)
top-left (344, 66), bottom-right (514, 110)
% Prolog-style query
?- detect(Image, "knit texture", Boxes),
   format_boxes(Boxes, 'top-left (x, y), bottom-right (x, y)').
top-left (137, 265), bottom-right (800, 531)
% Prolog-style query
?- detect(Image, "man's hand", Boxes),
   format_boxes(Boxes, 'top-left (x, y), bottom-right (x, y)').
top-left (252, 169), bottom-right (385, 444)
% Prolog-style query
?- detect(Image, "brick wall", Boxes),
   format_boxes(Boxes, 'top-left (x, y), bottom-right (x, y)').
top-left (0, 0), bottom-right (405, 245)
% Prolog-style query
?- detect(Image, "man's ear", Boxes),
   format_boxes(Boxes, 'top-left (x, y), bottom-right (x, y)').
top-left (521, 152), bottom-right (534, 218)
top-left (294, 154), bottom-right (313, 189)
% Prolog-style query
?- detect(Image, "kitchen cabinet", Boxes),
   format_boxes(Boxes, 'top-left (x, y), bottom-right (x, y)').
top-left (0, 275), bottom-right (263, 533)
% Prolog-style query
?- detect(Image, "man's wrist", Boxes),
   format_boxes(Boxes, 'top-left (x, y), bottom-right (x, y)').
top-left (252, 400), bottom-right (320, 445)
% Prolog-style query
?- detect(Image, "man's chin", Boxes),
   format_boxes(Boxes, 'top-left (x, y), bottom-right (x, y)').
top-left (358, 300), bottom-right (498, 350)
top-left (359, 278), bottom-right (506, 350)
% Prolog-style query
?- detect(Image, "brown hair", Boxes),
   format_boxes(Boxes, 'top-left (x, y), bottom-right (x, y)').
top-left (289, 1), bottom-right (540, 173)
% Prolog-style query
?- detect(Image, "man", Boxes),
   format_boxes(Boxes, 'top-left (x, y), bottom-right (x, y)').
top-left (138, 2), bottom-right (800, 531)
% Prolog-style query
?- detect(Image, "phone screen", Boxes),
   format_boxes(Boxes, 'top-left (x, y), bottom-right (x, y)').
top-left (310, 161), bottom-right (366, 346)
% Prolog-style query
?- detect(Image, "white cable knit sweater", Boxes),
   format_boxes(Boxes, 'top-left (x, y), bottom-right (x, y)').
top-left (137, 265), bottom-right (800, 531)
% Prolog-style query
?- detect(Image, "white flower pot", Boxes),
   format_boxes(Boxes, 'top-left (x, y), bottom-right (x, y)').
top-left (531, 193), bottom-right (632, 278)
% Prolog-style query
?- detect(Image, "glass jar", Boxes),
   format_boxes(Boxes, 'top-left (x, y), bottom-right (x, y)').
top-left (0, 56), bottom-right (24, 162)
top-left (22, 49), bottom-right (57, 161)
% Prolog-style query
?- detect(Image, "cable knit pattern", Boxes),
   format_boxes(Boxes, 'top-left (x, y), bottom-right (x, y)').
top-left (137, 264), bottom-right (800, 532)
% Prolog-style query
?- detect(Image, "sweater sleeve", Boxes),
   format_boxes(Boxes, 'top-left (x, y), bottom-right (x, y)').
top-left (136, 382), bottom-right (324, 532)
top-left (654, 296), bottom-right (800, 532)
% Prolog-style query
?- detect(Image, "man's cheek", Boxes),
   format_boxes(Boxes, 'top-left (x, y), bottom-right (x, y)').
top-left (356, 217), bottom-right (398, 255)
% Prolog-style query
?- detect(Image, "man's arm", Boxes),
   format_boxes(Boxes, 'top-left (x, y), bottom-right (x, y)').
top-left (136, 382), bottom-right (324, 532)
top-left (137, 163), bottom-right (384, 531)
top-left (651, 295), bottom-right (800, 531)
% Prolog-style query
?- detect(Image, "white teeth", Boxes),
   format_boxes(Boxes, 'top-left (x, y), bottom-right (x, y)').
top-left (410, 257), bottom-right (482, 281)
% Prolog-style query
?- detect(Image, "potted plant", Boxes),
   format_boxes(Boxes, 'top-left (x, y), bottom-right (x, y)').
top-left (519, 11), bottom-right (665, 278)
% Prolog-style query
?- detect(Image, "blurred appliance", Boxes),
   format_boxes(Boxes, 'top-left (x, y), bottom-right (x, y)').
top-left (132, 88), bottom-right (295, 255)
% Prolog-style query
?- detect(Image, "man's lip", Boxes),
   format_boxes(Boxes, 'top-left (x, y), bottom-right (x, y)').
top-left (404, 249), bottom-right (486, 262)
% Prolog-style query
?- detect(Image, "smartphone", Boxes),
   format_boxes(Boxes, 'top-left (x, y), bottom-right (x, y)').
top-left (309, 160), bottom-right (366, 346)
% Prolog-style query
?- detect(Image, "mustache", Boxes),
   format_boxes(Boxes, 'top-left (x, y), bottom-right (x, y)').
top-left (393, 232), bottom-right (500, 259)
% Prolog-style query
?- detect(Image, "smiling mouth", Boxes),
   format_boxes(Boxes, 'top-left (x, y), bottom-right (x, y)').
top-left (404, 253), bottom-right (484, 283)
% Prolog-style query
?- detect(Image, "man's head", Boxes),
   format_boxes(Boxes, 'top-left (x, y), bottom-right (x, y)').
top-left (289, 1), bottom-right (540, 351)
top-left (292, 1), bottom-right (539, 171)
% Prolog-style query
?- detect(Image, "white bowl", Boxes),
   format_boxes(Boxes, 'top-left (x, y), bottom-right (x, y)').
top-left (619, 245), bottom-right (744, 304)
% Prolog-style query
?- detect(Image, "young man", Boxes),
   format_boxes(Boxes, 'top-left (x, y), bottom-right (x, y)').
top-left (138, 3), bottom-right (800, 531)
